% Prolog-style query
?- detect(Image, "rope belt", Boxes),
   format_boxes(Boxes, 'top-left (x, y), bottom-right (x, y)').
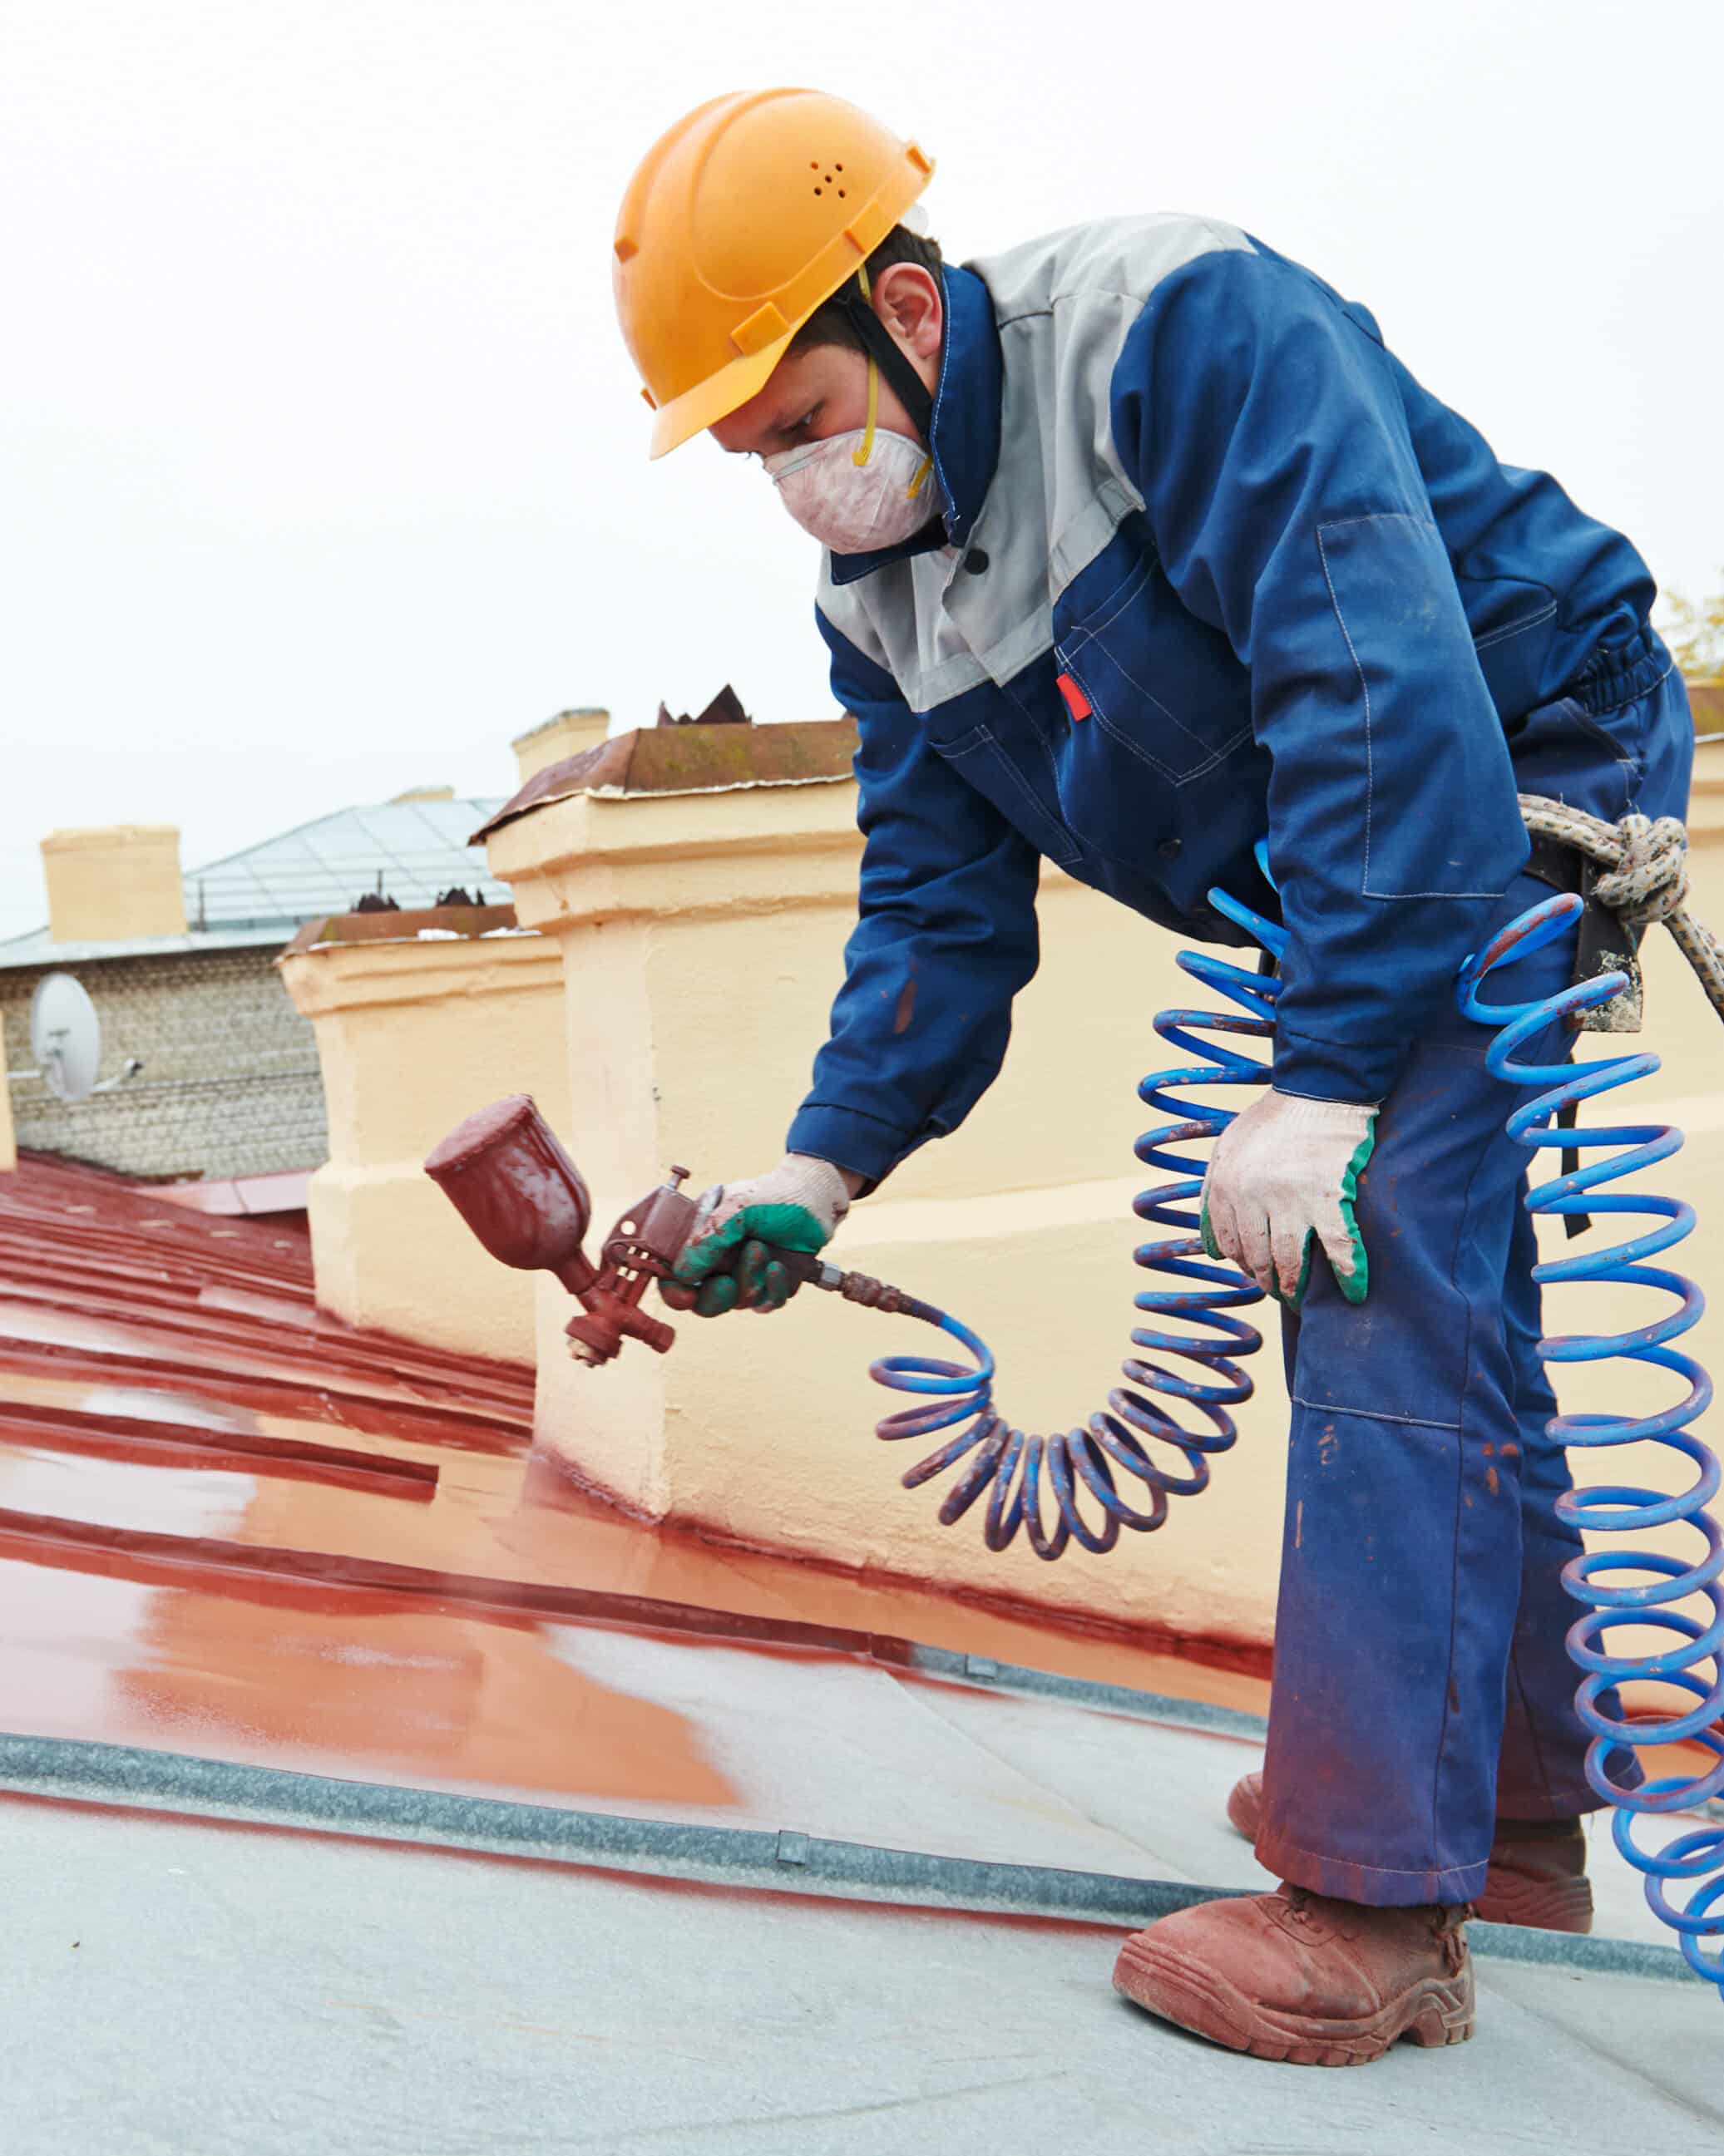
top-left (1519, 794), bottom-right (1724, 1034)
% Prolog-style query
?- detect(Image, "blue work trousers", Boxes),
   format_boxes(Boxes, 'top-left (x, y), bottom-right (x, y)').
top-left (1256, 643), bottom-right (1694, 1907)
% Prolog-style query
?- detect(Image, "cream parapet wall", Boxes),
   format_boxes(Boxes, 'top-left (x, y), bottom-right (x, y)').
top-left (280, 918), bottom-right (566, 1366)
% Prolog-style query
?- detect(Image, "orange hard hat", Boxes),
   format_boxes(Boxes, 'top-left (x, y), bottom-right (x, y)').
top-left (614, 89), bottom-right (935, 459)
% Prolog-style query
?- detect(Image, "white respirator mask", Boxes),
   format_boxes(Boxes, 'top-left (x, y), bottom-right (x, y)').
top-left (765, 402), bottom-right (936, 555)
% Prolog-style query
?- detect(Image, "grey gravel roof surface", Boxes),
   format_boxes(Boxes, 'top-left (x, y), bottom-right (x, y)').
top-left (7, 1780), bottom-right (1721, 2156)
top-left (5, 1634), bottom-right (1722, 2154)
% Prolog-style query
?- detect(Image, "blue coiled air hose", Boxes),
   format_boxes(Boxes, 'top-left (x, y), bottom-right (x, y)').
top-left (1458, 887), bottom-right (1724, 1993)
top-left (867, 871), bottom-right (1282, 1561)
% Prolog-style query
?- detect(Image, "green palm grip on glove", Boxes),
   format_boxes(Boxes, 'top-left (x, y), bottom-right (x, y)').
top-left (1200, 1126), bottom-right (1376, 1312)
top-left (673, 1202), bottom-right (828, 1318)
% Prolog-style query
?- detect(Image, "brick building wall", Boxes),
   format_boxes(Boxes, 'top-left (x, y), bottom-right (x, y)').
top-left (1, 945), bottom-right (327, 1180)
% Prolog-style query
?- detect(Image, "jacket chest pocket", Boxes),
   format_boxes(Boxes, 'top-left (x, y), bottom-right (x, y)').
top-left (1052, 546), bottom-right (1253, 787)
top-left (930, 724), bottom-right (1083, 869)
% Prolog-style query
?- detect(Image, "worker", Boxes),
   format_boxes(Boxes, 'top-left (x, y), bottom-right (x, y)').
top-left (611, 89), bottom-right (1695, 2065)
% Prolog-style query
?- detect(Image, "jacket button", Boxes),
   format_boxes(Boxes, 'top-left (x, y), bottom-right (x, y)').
top-left (962, 548), bottom-right (990, 573)
top-left (1158, 837), bottom-right (1183, 860)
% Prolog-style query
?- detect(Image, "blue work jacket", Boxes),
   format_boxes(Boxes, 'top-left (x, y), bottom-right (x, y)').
top-left (785, 217), bottom-right (1659, 1187)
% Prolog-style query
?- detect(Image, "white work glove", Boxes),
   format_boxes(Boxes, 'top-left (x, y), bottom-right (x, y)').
top-left (669, 1155), bottom-right (852, 1316)
top-left (1199, 1089), bottom-right (1376, 1310)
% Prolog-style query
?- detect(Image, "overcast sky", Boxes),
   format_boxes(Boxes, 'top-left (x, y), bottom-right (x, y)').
top-left (3, 0), bottom-right (1720, 938)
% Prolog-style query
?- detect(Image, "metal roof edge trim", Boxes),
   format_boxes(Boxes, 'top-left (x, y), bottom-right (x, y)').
top-left (478, 772), bottom-right (852, 846)
top-left (895, 1644), bottom-right (1269, 1741)
top-left (580, 774), bottom-right (851, 802)
top-left (0, 1732), bottom-right (1693, 1981)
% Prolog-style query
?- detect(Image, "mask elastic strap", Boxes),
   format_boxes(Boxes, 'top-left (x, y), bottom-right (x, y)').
top-left (833, 269), bottom-right (936, 446)
top-left (853, 271), bottom-right (881, 468)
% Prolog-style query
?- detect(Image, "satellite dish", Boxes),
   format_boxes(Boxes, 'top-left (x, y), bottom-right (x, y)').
top-left (31, 973), bottom-right (103, 1103)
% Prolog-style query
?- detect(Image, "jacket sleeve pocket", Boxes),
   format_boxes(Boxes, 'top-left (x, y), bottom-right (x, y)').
top-left (1316, 512), bottom-right (1525, 900)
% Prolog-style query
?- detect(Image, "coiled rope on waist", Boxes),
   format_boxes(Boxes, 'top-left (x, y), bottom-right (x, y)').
top-left (1519, 794), bottom-right (1724, 1024)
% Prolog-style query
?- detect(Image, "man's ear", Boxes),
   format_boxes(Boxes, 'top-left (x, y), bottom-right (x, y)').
top-left (873, 264), bottom-right (943, 362)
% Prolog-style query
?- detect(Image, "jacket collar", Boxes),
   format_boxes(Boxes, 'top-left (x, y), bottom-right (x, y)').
top-left (826, 264), bottom-right (1004, 587)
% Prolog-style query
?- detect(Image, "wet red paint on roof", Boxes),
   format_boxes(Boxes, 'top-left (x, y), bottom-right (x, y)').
top-left (0, 1151), bottom-right (1271, 1819)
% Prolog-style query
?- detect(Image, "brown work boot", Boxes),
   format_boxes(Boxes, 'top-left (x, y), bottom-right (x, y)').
top-left (1114, 1885), bottom-right (1475, 2065)
top-left (1479, 1817), bottom-right (1593, 1932)
top-left (1225, 1770), bottom-right (1593, 1933)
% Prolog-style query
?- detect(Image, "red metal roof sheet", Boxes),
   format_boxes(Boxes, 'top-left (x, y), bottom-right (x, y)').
top-left (0, 1150), bottom-right (1270, 1817)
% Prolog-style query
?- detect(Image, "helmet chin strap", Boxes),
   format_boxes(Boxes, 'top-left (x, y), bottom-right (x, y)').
top-left (832, 272), bottom-right (936, 446)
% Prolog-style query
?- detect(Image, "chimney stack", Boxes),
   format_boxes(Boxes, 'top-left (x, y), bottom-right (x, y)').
top-left (41, 826), bottom-right (187, 945)
top-left (511, 708), bottom-right (610, 787)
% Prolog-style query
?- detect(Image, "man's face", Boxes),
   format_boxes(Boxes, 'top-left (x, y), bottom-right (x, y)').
top-left (709, 263), bottom-right (943, 461)
top-left (710, 341), bottom-right (917, 461)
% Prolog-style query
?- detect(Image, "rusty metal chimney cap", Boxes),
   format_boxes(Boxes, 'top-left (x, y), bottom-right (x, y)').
top-left (471, 715), bottom-right (859, 843)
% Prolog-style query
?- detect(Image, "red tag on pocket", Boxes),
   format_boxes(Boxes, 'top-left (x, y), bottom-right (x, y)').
top-left (1056, 671), bottom-right (1092, 721)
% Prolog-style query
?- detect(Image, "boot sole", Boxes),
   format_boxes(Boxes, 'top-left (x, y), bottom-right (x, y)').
top-left (1113, 1937), bottom-right (1475, 2066)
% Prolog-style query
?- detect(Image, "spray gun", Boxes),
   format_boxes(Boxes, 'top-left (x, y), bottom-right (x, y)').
top-left (422, 1063), bottom-right (1256, 1566)
top-left (424, 1094), bottom-right (938, 1368)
